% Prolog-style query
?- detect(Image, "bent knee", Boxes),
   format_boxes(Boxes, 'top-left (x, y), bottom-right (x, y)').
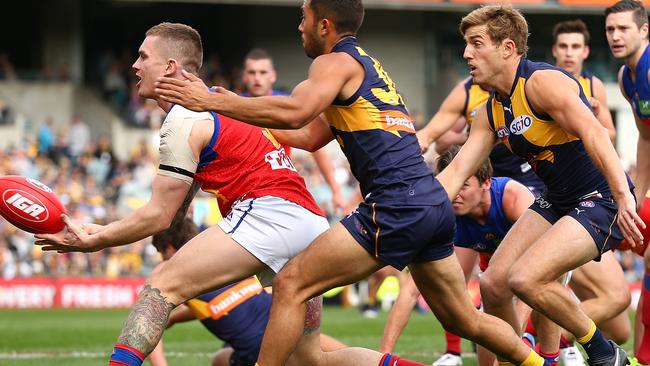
top-left (271, 268), bottom-right (302, 299)
top-left (148, 270), bottom-right (187, 305)
top-left (508, 272), bottom-right (535, 301)
top-left (480, 270), bottom-right (512, 304)
top-left (609, 289), bottom-right (632, 315)
top-left (442, 312), bottom-right (481, 339)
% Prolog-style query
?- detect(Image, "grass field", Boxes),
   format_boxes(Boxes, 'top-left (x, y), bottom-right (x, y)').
top-left (0, 306), bottom-right (463, 365)
top-left (0, 306), bottom-right (635, 365)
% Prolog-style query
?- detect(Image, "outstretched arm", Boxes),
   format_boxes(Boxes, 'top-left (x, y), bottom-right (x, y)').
top-left (35, 175), bottom-right (193, 252)
top-left (434, 117), bottom-right (468, 154)
top-left (619, 67), bottom-right (650, 210)
top-left (590, 76), bottom-right (616, 144)
top-left (379, 273), bottom-right (420, 353)
top-left (269, 115), bottom-right (334, 152)
top-left (635, 120), bottom-right (650, 208)
top-left (527, 70), bottom-right (645, 245)
top-left (311, 148), bottom-right (346, 215)
top-left (155, 53), bottom-right (358, 129)
top-left (417, 79), bottom-right (469, 153)
top-left (436, 106), bottom-right (496, 200)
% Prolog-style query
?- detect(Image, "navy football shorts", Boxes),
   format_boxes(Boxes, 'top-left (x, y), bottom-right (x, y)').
top-left (341, 198), bottom-right (455, 270)
top-left (530, 191), bottom-right (625, 258)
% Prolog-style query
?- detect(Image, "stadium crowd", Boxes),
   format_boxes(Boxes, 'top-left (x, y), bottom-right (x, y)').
top-left (0, 5), bottom-right (645, 322)
top-left (0, 115), bottom-right (357, 279)
top-left (0, 115), bottom-right (644, 283)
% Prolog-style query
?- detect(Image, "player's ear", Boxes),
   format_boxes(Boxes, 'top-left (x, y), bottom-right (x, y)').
top-left (320, 18), bottom-right (331, 36)
top-left (165, 58), bottom-right (179, 76)
top-left (502, 39), bottom-right (516, 59)
top-left (482, 178), bottom-right (491, 191)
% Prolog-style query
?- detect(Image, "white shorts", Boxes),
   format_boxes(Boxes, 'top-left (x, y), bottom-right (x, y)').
top-left (218, 196), bottom-right (329, 285)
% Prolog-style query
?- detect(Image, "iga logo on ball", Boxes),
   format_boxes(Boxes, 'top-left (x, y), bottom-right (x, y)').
top-left (3, 189), bottom-right (49, 222)
top-left (0, 176), bottom-right (66, 234)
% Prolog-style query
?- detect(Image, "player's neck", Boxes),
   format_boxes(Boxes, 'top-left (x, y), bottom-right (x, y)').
top-left (626, 40), bottom-right (649, 73)
top-left (571, 68), bottom-right (582, 79)
top-left (494, 57), bottom-right (521, 98)
top-left (158, 99), bottom-right (172, 113)
top-left (327, 33), bottom-right (355, 53)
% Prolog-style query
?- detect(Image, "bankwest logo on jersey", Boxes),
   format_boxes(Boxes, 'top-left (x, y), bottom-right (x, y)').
top-left (207, 278), bottom-right (263, 320)
top-left (380, 110), bottom-right (415, 134)
top-left (2, 189), bottom-right (49, 222)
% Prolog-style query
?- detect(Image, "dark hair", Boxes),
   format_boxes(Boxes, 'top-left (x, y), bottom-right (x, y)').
top-left (245, 48), bottom-right (272, 61)
top-left (605, 0), bottom-right (649, 29)
top-left (146, 22), bottom-right (203, 73)
top-left (152, 217), bottom-right (199, 253)
top-left (460, 5), bottom-right (529, 56)
top-left (244, 48), bottom-right (273, 68)
top-left (553, 19), bottom-right (590, 45)
top-left (436, 145), bottom-right (493, 183)
top-left (310, 0), bottom-right (364, 35)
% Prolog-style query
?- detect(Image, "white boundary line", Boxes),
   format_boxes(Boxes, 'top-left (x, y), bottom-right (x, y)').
top-left (0, 351), bottom-right (477, 360)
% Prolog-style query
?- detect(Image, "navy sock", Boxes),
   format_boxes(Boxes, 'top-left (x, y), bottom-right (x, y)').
top-left (579, 328), bottom-right (614, 363)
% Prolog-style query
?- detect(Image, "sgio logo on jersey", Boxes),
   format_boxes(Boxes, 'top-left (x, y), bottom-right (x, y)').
top-left (3, 189), bottom-right (48, 222)
top-left (509, 115), bottom-right (533, 135)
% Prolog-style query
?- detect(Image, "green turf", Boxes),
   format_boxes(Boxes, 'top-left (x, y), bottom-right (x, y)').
top-left (0, 306), bottom-right (636, 365)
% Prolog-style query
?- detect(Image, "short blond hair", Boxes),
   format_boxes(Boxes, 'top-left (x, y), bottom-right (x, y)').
top-left (146, 22), bottom-right (203, 73)
top-left (460, 5), bottom-right (529, 56)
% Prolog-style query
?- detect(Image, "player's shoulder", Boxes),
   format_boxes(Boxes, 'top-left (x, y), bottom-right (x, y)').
top-left (162, 104), bottom-right (214, 134)
top-left (160, 105), bottom-right (215, 148)
top-left (313, 52), bottom-right (360, 73)
top-left (167, 104), bottom-right (212, 121)
top-left (166, 104), bottom-right (212, 121)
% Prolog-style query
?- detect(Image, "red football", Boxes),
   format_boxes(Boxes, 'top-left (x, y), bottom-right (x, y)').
top-left (615, 195), bottom-right (650, 256)
top-left (0, 175), bottom-right (66, 234)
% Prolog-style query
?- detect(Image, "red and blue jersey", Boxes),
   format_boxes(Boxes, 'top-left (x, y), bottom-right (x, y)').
top-left (622, 44), bottom-right (650, 125)
top-left (194, 111), bottom-right (323, 217)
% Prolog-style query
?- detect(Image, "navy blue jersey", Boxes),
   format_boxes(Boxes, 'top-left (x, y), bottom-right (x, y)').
top-left (578, 70), bottom-right (595, 99)
top-left (185, 278), bottom-right (270, 363)
top-left (622, 44), bottom-right (650, 125)
top-left (324, 37), bottom-right (445, 206)
top-left (461, 78), bottom-right (544, 192)
top-left (486, 58), bottom-right (630, 204)
top-left (455, 177), bottom-right (512, 253)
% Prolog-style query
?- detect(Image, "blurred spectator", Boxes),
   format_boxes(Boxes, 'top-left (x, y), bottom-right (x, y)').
top-left (0, 52), bottom-right (17, 81)
top-left (133, 99), bottom-right (165, 129)
top-left (67, 115), bottom-right (90, 163)
top-left (0, 99), bottom-right (12, 124)
top-left (104, 60), bottom-right (129, 111)
top-left (37, 116), bottom-right (55, 155)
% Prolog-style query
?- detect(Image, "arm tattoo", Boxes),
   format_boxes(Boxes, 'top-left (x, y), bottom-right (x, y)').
top-left (169, 180), bottom-right (200, 229)
top-left (116, 285), bottom-right (177, 355)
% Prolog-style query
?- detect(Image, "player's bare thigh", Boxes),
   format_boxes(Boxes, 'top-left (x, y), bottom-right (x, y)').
top-left (482, 209), bottom-right (552, 298)
top-left (570, 251), bottom-right (628, 301)
top-left (273, 223), bottom-right (384, 302)
top-left (150, 225), bottom-right (268, 305)
top-left (509, 215), bottom-right (602, 288)
top-left (211, 347), bottom-right (234, 366)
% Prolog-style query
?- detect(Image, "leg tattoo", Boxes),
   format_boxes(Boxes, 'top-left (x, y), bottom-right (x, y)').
top-left (116, 285), bottom-right (177, 355)
top-left (303, 296), bottom-right (322, 335)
